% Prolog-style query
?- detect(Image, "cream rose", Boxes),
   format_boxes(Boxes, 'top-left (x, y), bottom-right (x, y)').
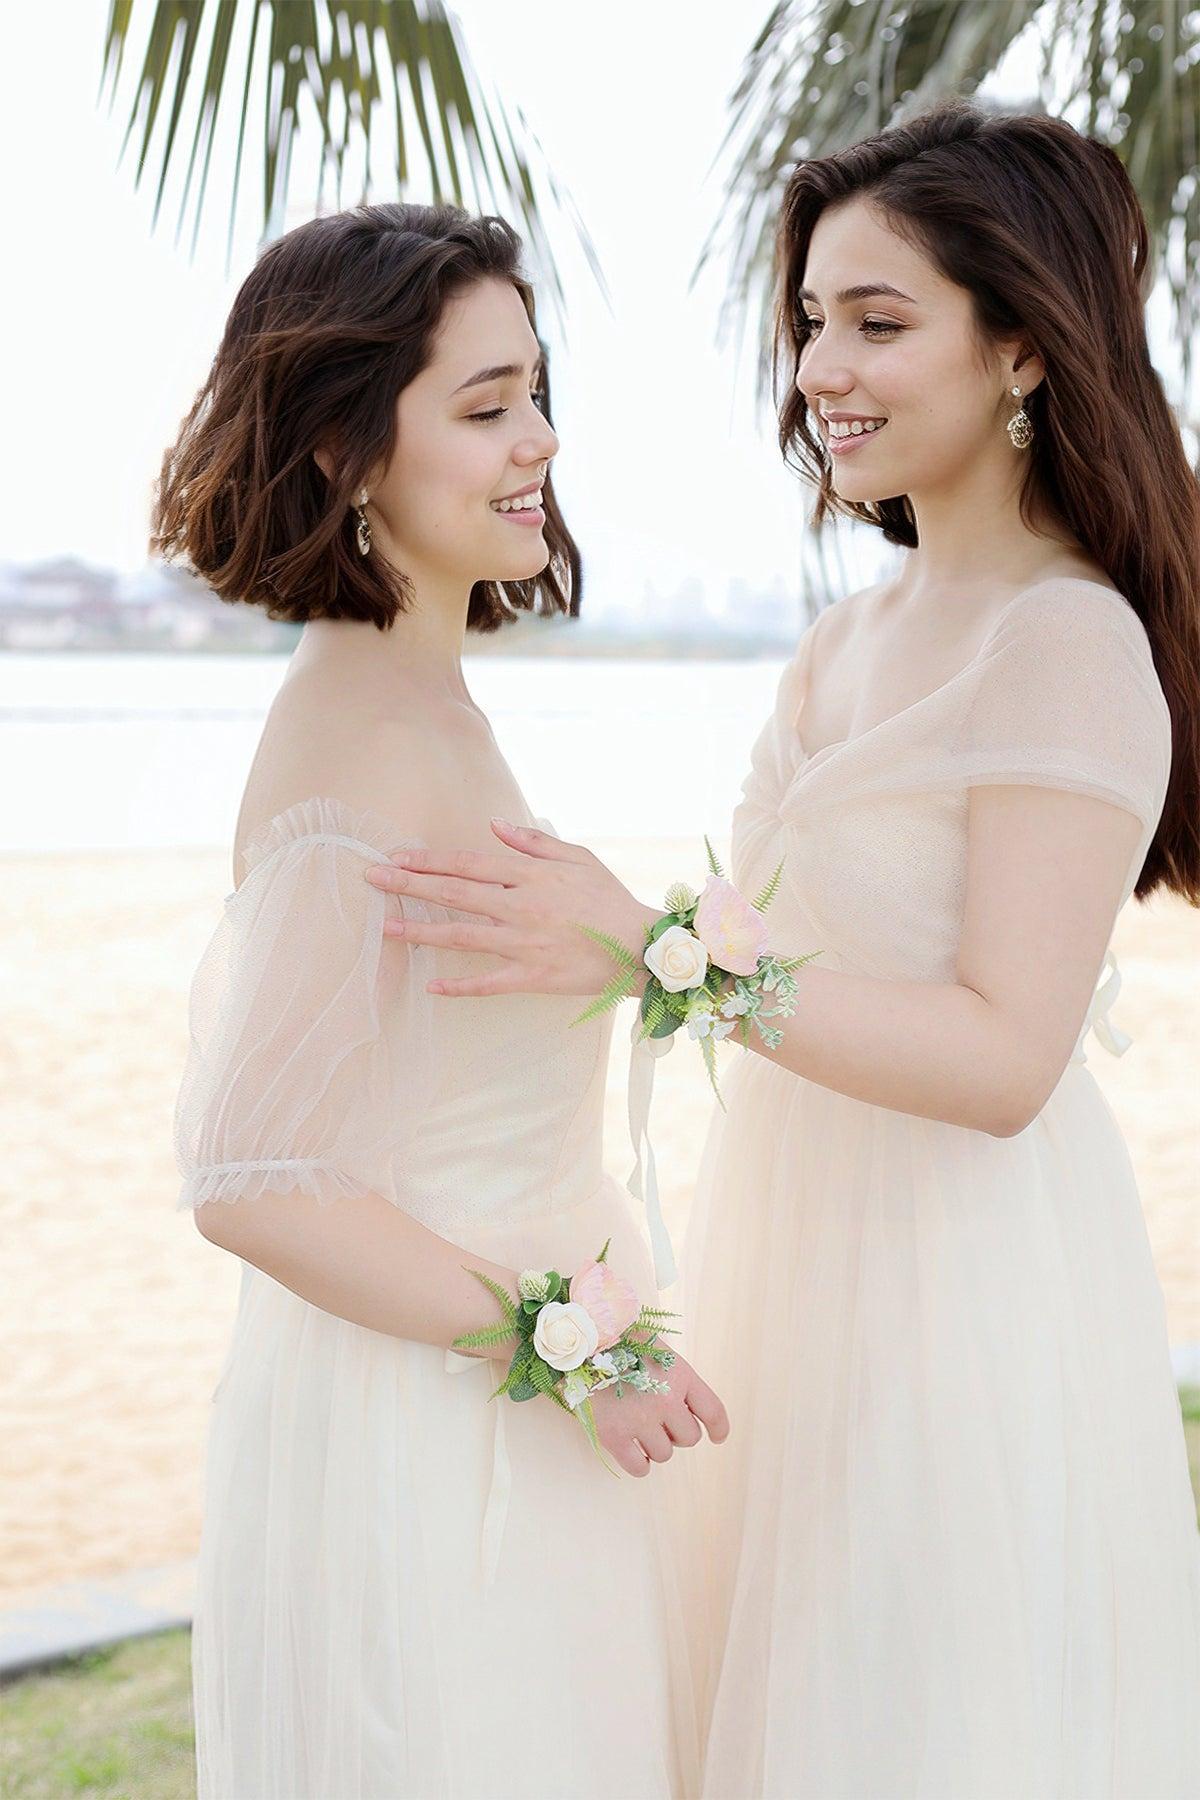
top-left (533, 1301), bottom-right (600, 1372)
top-left (644, 924), bottom-right (709, 993)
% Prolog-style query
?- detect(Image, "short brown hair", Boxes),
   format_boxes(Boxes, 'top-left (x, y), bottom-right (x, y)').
top-left (151, 203), bottom-right (581, 633)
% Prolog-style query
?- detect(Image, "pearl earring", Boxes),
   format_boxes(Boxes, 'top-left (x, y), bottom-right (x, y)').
top-left (1006, 385), bottom-right (1033, 450)
top-left (355, 488), bottom-right (371, 557)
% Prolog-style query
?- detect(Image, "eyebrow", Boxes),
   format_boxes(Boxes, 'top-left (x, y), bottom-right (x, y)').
top-left (451, 357), bottom-right (545, 396)
top-left (796, 282), bottom-right (917, 306)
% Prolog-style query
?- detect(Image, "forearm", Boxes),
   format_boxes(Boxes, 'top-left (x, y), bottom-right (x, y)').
top-left (738, 961), bottom-right (1026, 1135)
top-left (195, 1184), bottom-right (518, 1360)
top-left (621, 896), bottom-right (1022, 1132)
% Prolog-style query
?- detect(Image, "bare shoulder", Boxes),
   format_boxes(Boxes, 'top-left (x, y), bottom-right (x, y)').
top-left (805, 579), bottom-right (892, 659)
top-left (232, 679), bottom-right (450, 886)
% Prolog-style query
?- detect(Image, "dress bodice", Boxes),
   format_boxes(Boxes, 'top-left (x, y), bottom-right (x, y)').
top-left (731, 579), bottom-right (1171, 1071)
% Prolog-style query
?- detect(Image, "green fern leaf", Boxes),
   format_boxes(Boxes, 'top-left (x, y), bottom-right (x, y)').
top-left (466, 1268), bottom-right (519, 1327)
top-left (529, 1356), bottom-right (559, 1396)
top-left (450, 1320), bottom-right (519, 1350)
top-left (575, 1397), bottom-right (619, 1476)
top-left (752, 857), bottom-right (784, 913)
top-left (568, 965), bottom-right (640, 1028)
top-left (574, 921), bottom-right (638, 971)
top-left (775, 949), bottom-right (823, 973)
top-left (642, 990), bottom-right (667, 1033)
top-left (698, 1030), bottom-right (727, 1109)
top-left (703, 834), bottom-right (725, 877)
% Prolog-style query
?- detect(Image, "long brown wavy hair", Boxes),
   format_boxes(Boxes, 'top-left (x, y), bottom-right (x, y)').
top-left (773, 98), bottom-right (1199, 905)
top-left (151, 202), bottom-right (581, 634)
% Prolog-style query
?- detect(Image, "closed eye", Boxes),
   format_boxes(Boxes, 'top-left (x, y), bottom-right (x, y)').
top-left (470, 389), bottom-right (548, 423)
top-left (800, 317), bottom-right (900, 341)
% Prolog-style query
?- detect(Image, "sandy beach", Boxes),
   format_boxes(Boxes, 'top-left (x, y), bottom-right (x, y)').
top-left (2, 838), bottom-right (1196, 1604)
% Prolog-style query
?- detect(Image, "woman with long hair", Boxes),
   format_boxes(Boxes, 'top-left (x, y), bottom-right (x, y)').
top-left (162, 202), bottom-right (728, 1799)
top-left (365, 101), bottom-right (1200, 1794)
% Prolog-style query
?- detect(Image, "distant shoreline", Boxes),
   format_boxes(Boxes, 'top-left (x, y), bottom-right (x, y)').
top-left (0, 634), bottom-right (803, 660)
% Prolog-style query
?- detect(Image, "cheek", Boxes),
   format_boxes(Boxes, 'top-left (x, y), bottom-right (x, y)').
top-left (390, 437), bottom-right (497, 532)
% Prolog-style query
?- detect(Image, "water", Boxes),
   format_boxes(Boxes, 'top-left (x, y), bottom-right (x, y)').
top-left (0, 653), bottom-right (789, 851)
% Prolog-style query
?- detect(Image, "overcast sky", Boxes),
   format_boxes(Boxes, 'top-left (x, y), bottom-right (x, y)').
top-left (3, 3), bottom-right (1189, 621)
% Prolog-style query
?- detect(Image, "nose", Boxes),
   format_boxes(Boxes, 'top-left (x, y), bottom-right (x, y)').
top-left (522, 413), bottom-right (559, 469)
top-left (794, 339), bottom-right (853, 410)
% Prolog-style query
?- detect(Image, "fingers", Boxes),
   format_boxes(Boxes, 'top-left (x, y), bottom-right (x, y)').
top-left (381, 916), bottom-right (514, 951)
top-left (382, 846), bottom-right (524, 887)
top-left (366, 865), bottom-right (512, 918)
top-left (611, 1438), bottom-right (652, 1478)
top-left (490, 820), bottom-right (581, 860)
top-left (684, 1376), bottom-right (731, 1444)
top-left (425, 971), bottom-right (530, 998)
top-left (664, 1406), bottom-right (704, 1449)
top-left (635, 1428), bottom-right (674, 1466)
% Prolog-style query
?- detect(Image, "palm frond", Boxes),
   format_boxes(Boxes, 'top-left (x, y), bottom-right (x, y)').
top-left (99, 0), bottom-right (605, 322)
top-left (700, 0), bottom-right (1198, 390)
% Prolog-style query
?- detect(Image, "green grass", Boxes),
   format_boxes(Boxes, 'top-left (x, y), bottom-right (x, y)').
top-left (3, 1398), bottom-right (1198, 1796)
top-left (0, 1629), bottom-right (194, 1799)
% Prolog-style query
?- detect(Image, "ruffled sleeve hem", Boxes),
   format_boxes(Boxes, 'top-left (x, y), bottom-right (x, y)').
top-left (238, 794), bottom-right (427, 884)
top-left (176, 1157), bottom-right (380, 1212)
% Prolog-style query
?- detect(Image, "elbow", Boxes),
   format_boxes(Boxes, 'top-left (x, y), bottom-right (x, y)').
top-left (192, 1197), bottom-right (252, 1252)
top-left (988, 1063), bottom-right (1060, 1139)
top-left (193, 1199), bottom-right (229, 1245)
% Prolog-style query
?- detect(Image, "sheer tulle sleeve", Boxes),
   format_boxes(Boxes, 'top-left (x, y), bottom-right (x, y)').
top-left (950, 582), bottom-right (1172, 827)
top-left (737, 628), bottom-right (812, 816)
top-left (174, 795), bottom-right (438, 1212)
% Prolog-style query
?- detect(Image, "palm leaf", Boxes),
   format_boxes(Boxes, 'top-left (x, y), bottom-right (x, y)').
top-left (699, 0), bottom-right (1199, 389)
top-left (98, 0), bottom-right (605, 323)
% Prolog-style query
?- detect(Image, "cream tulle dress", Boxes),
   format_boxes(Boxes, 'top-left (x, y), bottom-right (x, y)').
top-left (174, 797), bottom-right (696, 1800)
top-left (668, 578), bottom-right (1200, 1799)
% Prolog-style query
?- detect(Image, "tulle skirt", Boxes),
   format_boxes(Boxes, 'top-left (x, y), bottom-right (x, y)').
top-left (191, 1175), bottom-right (698, 1800)
top-left (668, 1051), bottom-right (1200, 1800)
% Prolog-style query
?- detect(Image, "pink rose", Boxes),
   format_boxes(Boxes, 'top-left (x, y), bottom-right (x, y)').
top-left (692, 875), bottom-right (770, 976)
top-left (569, 1258), bottom-right (641, 1350)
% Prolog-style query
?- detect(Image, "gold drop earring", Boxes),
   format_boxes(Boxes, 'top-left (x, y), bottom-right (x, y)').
top-left (355, 488), bottom-right (372, 557)
top-left (1006, 385), bottom-right (1033, 450)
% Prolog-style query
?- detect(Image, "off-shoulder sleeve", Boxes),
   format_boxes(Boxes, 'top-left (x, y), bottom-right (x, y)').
top-left (737, 624), bottom-right (813, 816)
top-left (174, 795), bottom-right (439, 1212)
top-left (949, 582), bottom-right (1172, 829)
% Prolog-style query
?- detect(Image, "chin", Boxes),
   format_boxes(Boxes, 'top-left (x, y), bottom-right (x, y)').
top-left (496, 543), bottom-right (552, 581)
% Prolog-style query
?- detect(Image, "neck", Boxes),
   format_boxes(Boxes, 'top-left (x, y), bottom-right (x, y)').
top-left (297, 563), bottom-right (478, 706)
top-left (894, 446), bottom-right (1074, 606)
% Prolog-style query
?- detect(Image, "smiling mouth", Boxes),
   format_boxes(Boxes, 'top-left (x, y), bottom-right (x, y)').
top-left (490, 494), bottom-right (546, 527)
top-left (490, 488), bottom-right (544, 513)
top-left (825, 419), bottom-right (888, 456)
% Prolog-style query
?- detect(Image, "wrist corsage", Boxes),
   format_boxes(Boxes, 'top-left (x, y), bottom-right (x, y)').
top-left (572, 836), bottom-right (822, 1107)
top-left (451, 1238), bottom-right (680, 1471)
